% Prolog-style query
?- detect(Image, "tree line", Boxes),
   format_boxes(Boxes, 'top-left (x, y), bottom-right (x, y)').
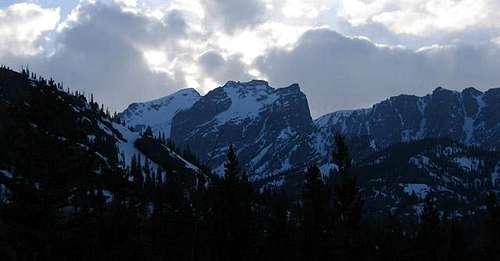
top-left (1, 67), bottom-right (500, 260)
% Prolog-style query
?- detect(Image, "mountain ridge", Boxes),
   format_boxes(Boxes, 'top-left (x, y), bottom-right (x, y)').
top-left (119, 81), bottom-right (500, 179)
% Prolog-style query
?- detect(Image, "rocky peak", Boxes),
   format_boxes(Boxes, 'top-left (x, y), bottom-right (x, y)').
top-left (118, 88), bottom-right (201, 136)
top-left (170, 81), bottom-right (314, 176)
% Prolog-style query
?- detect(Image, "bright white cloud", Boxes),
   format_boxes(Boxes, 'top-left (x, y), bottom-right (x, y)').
top-left (0, 3), bottom-right (60, 55)
top-left (338, 0), bottom-right (388, 26)
top-left (144, 49), bottom-right (167, 68)
top-left (2, 0), bottom-right (500, 117)
top-left (493, 36), bottom-right (500, 46)
top-left (339, 0), bottom-right (500, 36)
top-left (281, 0), bottom-right (328, 19)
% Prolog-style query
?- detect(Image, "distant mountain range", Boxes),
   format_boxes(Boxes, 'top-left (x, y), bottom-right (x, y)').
top-left (117, 79), bottom-right (500, 216)
top-left (2, 66), bottom-right (498, 219)
top-left (119, 80), bottom-right (500, 174)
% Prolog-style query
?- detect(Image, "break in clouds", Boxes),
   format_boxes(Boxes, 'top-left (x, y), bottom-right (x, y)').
top-left (1, 0), bottom-right (500, 117)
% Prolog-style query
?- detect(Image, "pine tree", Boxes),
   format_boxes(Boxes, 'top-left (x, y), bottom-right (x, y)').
top-left (301, 164), bottom-right (329, 261)
top-left (144, 159), bottom-right (153, 194)
top-left (130, 154), bottom-right (143, 189)
top-left (155, 166), bottom-right (163, 187)
top-left (445, 218), bottom-right (465, 261)
top-left (330, 133), bottom-right (363, 260)
top-left (224, 144), bottom-right (241, 182)
top-left (143, 126), bottom-right (153, 138)
top-left (210, 144), bottom-right (255, 260)
top-left (332, 133), bottom-right (362, 228)
top-left (481, 191), bottom-right (500, 259)
top-left (416, 195), bottom-right (441, 260)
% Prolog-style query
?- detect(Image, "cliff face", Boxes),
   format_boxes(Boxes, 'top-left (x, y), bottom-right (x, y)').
top-left (170, 80), bottom-right (314, 177)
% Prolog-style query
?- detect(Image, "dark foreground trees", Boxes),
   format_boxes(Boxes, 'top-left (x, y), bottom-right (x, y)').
top-left (0, 133), bottom-right (497, 260)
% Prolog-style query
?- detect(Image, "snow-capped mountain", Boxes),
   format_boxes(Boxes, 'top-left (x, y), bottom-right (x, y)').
top-left (118, 88), bottom-right (201, 136)
top-left (3, 66), bottom-right (500, 221)
top-left (120, 81), bottom-right (500, 182)
top-left (312, 86), bottom-right (500, 157)
top-left (170, 80), bottom-right (314, 178)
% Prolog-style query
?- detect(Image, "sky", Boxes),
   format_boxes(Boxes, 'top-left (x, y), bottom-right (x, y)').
top-left (1, 0), bottom-right (500, 117)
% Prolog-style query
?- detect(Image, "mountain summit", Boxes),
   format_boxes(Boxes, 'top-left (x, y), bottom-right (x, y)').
top-left (118, 88), bottom-right (201, 136)
top-left (119, 82), bottom-right (500, 180)
top-left (171, 80), bottom-right (313, 177)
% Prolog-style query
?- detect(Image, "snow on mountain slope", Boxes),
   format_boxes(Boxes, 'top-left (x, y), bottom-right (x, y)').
top-left (118, 88), bottom-right (200, 137)
top-left (108, 122), bottom-right (200, 174)
top-left (119, 80), bottom-right (500, 187)
top-left (171, 80), bottom-right (314, 177)
top-left (212, 81), bottom-right (279, 124)
top-left (110, 122), bottom-right (152, 167)
top-left (352, 139), bottom-right (500, 218)
top-left (310, 86), bottom-right (500, 157)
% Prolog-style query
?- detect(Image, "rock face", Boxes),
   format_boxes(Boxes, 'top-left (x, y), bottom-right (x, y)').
top-left (312, 86), bottom-right (500, 161)
top-left (118, 88), bottom-right (201, 136)
top-left (121, 81), bottom-right (500, 181)
top-left (170, 80), bottom-right (314, 178)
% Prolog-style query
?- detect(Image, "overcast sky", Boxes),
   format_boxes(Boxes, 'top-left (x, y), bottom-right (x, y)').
top-left (1, 0), bottom-right (500, 117)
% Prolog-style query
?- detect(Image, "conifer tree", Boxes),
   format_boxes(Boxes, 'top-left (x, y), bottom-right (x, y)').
top-left (329, 133), bottom-right (363, 260)
top-left (301, 164), bottom-right (329, 261)
top-left (211, 144), bottom-right (255, 260)
top-left (155, 166), bottom-right (163, 186)
top-left (332, 133), bottom-right (361, 228)
top-left (416, 195), bottom-right (441, 260)
top-left (224, 144), bottom-right (241, 182)
top-left (143, 126), bottom-right (153, 138)
top-left (481, 191), bottom-right (500, 259)
top-left (144, 159), bottom-right (153, 193)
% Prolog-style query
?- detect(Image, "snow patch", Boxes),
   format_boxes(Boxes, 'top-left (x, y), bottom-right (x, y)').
top-left (409, 155), bottom-right (434, 169)
top-left (400, 183), bottom-right (430, 199)
top-left (0, 170), bottom-right (13, 179)
top-left (119, 88), bottom-right (200, 137)
top-left (214, 82), bottom-right (278, 125)
top-left (112, 122), bottom-right (159, 173)
top-left (491, 162), bottom-right (500, 187)
top-left (319, 163), bottom-right (337, 176)
top-left (452, 157), bottom-right (482, 172)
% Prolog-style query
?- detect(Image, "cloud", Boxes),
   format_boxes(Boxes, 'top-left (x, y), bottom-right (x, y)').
top-left (200, 0), bottom-right (267, 33)
top-left (1, 1), bottom-right (191, 112)
top-left (0, 3), bottom-right (60, 55)
top-left (256, 28), bottom-right (500, 117)
top-left (163, 9), bottom-right (188, 37)
top-left (338, 0), bottom-right (500, 36)
top-left (2, 0), bottom-right (500, 118)
top-left (198, 50), bottom-right (252, 83)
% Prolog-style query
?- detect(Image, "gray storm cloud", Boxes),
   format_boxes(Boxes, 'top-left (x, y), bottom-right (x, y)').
top-left (256, 29), bottom-right (500, 117)
top-left (1, 2), bottom-right (189, 112)
top-left (2, 1), bottom-right (500, 118)
top-left (198, 51), bottom-right (252, 83)
top-left (200, 0), bottom-right (267, 33)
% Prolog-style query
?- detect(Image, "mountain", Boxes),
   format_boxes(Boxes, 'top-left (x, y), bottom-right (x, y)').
top-left (313, 86), bottom-right (500, 153)
top-left (353, 139), bottom-right (500, 217)
top-left (117, 88), bottom-right (201, 136)
top-left (116, 80), bottom-right (500, 219)
top-left (0, 67), bottom-right (201, 198)
top-left (121, 81), bottom-right (500, 181)
top-left (170, 80), bottom-right (315, 178)
top-left (273, 138), bottom-right (500, 219)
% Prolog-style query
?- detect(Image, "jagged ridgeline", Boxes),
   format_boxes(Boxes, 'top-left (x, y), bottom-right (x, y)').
top-left (119, 77), bottom-right (500, 216)
top-left (2, 66), bottom-right (500, 260)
